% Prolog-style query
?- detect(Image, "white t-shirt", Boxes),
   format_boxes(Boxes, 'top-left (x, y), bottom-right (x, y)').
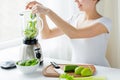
top-left (68, 13), bottom-right (112, 67)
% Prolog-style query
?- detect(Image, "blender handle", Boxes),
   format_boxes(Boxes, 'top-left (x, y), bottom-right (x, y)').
top-left (36, 13), bottom-right (43, 32)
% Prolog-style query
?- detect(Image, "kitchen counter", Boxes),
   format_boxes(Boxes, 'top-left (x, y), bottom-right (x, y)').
top-left (0, 46), bottom-right (120, 80)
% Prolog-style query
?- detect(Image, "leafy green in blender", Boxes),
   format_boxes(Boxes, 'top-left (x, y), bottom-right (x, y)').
top-left (24, 13), bottom-right (37, 39)
top-left (30, 13), bottom-right (36, 19)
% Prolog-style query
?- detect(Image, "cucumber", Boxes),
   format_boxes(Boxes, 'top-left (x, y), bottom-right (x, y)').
top-left (64, 65), bottom-right (78, 72)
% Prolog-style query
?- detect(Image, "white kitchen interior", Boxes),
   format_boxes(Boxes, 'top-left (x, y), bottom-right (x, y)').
top-left (0, 0), bottom-right (120, 68)
top-left (0, 1), bottom-right (120, 80)
top-left (0, 0), bottom-right (120, 80)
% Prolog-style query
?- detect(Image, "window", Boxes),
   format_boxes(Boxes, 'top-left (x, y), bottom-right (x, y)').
top-left (0, 0), bottom-right (25, 42)
top-left (0, 0), bottom-right (28, 49)
top-left (0, 0), bottom-right (76, 49)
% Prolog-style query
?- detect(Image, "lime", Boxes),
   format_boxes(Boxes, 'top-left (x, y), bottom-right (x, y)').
top-left (81, 68), bottom-right (93, 77)
top-left (74, 66), bottom-right (84, 75)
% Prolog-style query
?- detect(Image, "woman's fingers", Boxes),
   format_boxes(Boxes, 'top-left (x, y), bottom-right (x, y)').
top-left (31, 5), bottom-right (38, 14)
top-left (27, 2), bottom-right (49, 15)
top-left (26, 1), bottom-right (42, 9)
top-left (31, 4), bottom-right (44, 14)
top-left (32, 4), bottom-right (40, 13)
top-left (26, 1), bottom-right (36, 9)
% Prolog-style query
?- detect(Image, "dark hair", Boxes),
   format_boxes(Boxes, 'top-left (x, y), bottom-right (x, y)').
top-left (97, 0), bottom-right (100, 3)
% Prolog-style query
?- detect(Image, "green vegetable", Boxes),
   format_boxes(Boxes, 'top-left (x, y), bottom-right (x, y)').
top-left (60, 73), bottom-right (74, 80)
top-left (75, 66), bottom-right (84, 75)
top-left (25, 62), bottom-right (31, 66)
top-left (59, 73), bottom-right (106, 80)
top-left (17, 58), bottom-right (39, 66)
top-left (24, 12), bottom-right (37, 39)
top-left (30, 13), bottom-right (36, 19)
top-left (19, 61), bottom-right (26, 66)
top-left (81, 68), bottom-right (93, 77)
top-left (64, 65), bottom-right (78, 72)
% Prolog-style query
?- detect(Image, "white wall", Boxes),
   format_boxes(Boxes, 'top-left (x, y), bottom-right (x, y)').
top-left (102, 0), bottom-right (120, 68)
top-left (117, 0), bottom-right (120, 68)
top-left (95, 0), bottom-right (120, 68)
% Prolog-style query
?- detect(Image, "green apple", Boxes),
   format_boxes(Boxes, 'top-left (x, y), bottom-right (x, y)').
top-left (74, 66), bottom-right (84, 75)
top-left (81, 68), bottom-right (93, 77)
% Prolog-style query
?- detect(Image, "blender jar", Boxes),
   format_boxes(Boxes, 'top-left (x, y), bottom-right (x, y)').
top-left (20, 11), bottom-right (43, 40)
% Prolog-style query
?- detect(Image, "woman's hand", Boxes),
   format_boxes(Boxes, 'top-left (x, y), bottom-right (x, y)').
top-left (26, 1), bottom-right (40, 9)
top-left (26, 1), bottom-right (50, 15)
top-left (32, 4), bottom-right (50, 14)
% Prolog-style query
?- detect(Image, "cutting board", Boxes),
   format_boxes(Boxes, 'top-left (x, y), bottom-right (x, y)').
top-left (42, 64), bottom-right (96, 77)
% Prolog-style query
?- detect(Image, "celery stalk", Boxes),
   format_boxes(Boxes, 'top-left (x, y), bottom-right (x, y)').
top-left (59, 74), bottom-right (106, 80)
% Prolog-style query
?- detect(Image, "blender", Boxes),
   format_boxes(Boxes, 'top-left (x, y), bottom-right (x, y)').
top-left (19, 11), bottom-right (43, 64)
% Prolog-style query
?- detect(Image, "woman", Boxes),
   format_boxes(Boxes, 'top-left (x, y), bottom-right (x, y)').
top-left (26, 0), bottom-right (112, 67)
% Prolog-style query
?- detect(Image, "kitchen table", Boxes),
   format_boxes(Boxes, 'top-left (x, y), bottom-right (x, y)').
top-left (0, 46), bottom-right (120, 80)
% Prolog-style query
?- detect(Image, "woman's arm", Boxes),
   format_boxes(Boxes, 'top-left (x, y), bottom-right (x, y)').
top-left (26, 1), bottom-right (108, 39)
top-left (46, 9), bottom-right (108, 39)
top-left (40, 14), bottom-right (64, 39)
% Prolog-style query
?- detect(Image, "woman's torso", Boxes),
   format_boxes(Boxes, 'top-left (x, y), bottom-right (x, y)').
top-left (68, 12), bottom-right (112, 67)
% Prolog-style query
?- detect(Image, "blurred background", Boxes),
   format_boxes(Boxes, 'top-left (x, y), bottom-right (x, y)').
top-left (0, 0), bottom-right (120, 68)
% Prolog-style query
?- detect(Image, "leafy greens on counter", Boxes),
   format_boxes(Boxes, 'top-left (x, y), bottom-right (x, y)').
top-left (59, 73), bottom-right (106, 80)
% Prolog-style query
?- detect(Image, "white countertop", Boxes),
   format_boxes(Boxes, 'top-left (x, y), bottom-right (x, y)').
top-left (0, 46), bottom-right (120, 80)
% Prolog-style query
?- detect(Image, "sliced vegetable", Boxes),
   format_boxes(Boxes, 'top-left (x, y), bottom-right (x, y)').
top-left (24, 12), bottom-right (38, 39)
top-left (59, 73), bottom-right (106, 80)
top-left (30, 13), bottom-right (36, 19)
top-left (64, 65), bottom-right (78, 72)
top-left (17, 58), bottom-right (38, 66)
top-left (81, 68), bottom-right (93, 77)
top-left (75, 66), bottom-right (84, 75)
top-left (24, 20), bottom-right (37, 39)
top-left (60, 73), bottom-right (74, 80)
